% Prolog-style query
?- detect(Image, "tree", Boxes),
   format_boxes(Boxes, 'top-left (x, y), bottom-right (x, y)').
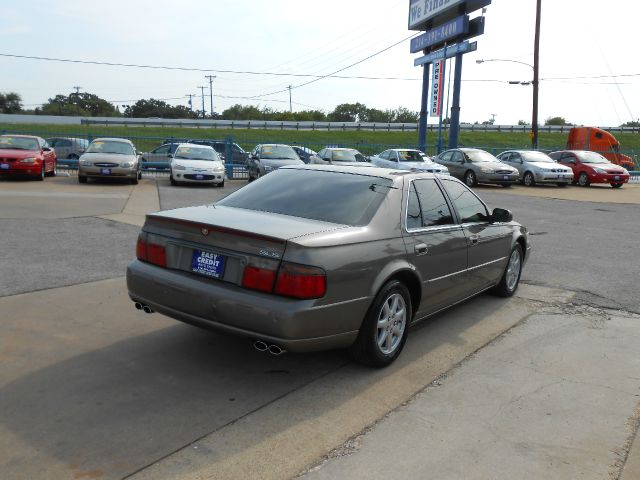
top-left (0, 92), bottom-right (23, 113)
top-left (122, 99), bottom-right (197, 119)
top-left (38, 92), bottom-right (120, 116)
top-left (518, 119), bottom-right (529, 126)
top-left (545, 116), bottom-right (571, 126)
top-left (329, 103), bottom-right (369, 122)
top-left (620, 120), bottom-right (640, 127)
top-left (393, 107), bottom-right (419, 123)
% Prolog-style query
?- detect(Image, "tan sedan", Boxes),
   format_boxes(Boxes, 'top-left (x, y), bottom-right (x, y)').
top-left (78, 138), bottom-right (141, 184)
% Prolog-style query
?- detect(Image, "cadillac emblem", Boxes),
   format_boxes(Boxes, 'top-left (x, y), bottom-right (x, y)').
top-left (201, 227), bottom-right (209, 236)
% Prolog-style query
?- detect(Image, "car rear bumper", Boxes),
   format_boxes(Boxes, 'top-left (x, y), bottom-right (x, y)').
top-left (126, 259), bottom-right (365, 352)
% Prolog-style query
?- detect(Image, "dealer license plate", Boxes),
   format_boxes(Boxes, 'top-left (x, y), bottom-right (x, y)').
top-left (100, 168), bottom-right (111, 175)
top-left (195, 174), bottom-right (204, 180)
top-left (615, 175), bottom-right (620, 181)
top-left (191, 250), bottom-right (225, 279)
top-left (503, 175), bottom-right (510, 180)
top-left (0, 164), bottom-right (9, 170)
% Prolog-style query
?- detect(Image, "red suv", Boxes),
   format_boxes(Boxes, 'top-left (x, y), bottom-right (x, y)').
top-left (549, 150), bottom-right (629, 188)
top-left (0, 135), bottom-right (57, 180)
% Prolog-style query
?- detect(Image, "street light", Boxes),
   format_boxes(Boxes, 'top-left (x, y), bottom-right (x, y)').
top-left (476, 58), bottom-right (538, 147)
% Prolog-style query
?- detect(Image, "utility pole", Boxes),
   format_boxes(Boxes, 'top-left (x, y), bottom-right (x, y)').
top-left (72, 86), bottom-right (82, 115)
top-left (186, 94), bottom-right (194, 112)
top-left (205, 75), bottom-right (216, 117)
top-left (287, 85), bottom-right (293, 113)
top-left (532, 0), bottom-right (541, 149)
top-left (197, 86), bottom-right (206, 119)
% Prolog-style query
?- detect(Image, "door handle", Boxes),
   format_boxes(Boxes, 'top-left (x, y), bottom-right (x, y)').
top-left (414, 243), bottom-right (428, 256)
top-left (469, 234), bottom-right (479, 246)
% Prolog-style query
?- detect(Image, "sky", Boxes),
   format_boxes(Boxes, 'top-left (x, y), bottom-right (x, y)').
top-left (1, 0), bottom-right (639, 126)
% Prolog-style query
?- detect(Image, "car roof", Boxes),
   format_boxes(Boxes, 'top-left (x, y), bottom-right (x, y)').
top-left (175, 143), bottom-right (215, 150)
top-left (1, 134), bottom-right (42, 140)
top-left (92, 137), bottom-right (134, 144)
top-left (281, 163), bottom-right (439, 181)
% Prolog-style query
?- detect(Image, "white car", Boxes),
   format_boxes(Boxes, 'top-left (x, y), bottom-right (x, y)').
top-left (496, 150), bottom-right (574, 187)
top-left (370, 148), bottom-right (449, 175)
top-left (169, 143), bottom-right (226, 187)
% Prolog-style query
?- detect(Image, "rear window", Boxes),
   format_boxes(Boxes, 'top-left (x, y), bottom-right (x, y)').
top-left (217, 169), bottom-right (393, 226)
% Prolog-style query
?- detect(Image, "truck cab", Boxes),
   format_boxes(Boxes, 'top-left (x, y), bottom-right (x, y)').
top-left (566, 127), bottom-right (636, 170)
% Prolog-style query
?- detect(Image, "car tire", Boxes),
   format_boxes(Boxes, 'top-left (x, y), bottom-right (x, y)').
top-left (218, 180), bottom-right (225, 188)
top-left (130, 177), bottom-right (138, 185)
top-left (611, 183), bottom-right (623, 188)
top-left (137, 170), bottom-right (142, 180)
top-left (349, 280), bottom-right (411, 368)
top-left (36, 163), bottom-right (45, 181)
top-left (523, 171), bottom-right (535, 187)
top-left (491, 244), bottom-right (523, 298)
top-left (464, 170), bottom-right (477, 187)
top-left (78, 175), bottom-right (88, 184)
top-left (578, 172), bottom-right (590, 187)
top-left (170, 171), bottom-right (177, 186)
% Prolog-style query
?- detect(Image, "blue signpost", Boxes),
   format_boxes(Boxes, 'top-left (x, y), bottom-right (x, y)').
top-left (410, 0), bottom-right (491, 154)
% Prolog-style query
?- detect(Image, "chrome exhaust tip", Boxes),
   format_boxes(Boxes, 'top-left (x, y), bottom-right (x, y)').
top-left (268, 344), bottom-right (286, 356)
top-left (253, 340), bottom-right (268, 352)
top-left (134, 302), bottom-right (143, 310)
top-left (142, 305), bottom-right (154, 314)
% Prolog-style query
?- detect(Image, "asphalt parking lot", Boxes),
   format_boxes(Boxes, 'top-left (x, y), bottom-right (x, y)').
top-left (1, 174), bottom-right (639, 480)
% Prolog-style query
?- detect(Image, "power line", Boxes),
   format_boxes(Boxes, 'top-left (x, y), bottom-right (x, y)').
top-left (0, 52), bottom-right (421, 81)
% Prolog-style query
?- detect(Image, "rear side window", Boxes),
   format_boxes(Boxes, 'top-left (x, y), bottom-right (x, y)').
top-left (406, 179), bottom-right (454, 230)
top-left (441, 179), bottom-right (489, 223)
top-left (218, 169), bottom-right (393, 226)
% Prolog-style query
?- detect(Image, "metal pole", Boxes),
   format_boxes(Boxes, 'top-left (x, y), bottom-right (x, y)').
top-left (72, 86), bottom-right (82, 115)
top-left (418, 63), bottom-right (430, 153)
top-left (287, 85), bottom-right (292, 113)
top-left (186, 94), bottom-right (194, 112)
top-left (198, 86), bottom-right (206, 119)
top-left (205, 75), bottom-right (216, 117)
top-left (448, 53), bottom-right (463, 149)
top-left (532, 0), bottom-right (541, 149)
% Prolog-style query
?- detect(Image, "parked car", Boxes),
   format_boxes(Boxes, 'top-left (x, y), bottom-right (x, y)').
top-left (169, 144), bottom-right (225, 187)
top-left (0, 134), bottom-right (57, 180)
top-left (186, 139), bottom-right (249, 164)
top-left (434, 148), bottom-right (519, 187)
top-left (139, 143), bottom-right (179, 170)
top-left (370, 148), bottom-right (449, 175)
top-left (127, 165), bottom-right (530, 367)
top-left (291, 146), bottom-right (318, 163)
top-left (548, 150), bottom-right (630, 188)
top-left (78, 138), bottom-right (141, 184)
top-left (247, 144), bottom-right (304, 181)
top-left (46, 137), bottom-right (89, 162)
top-left (309, 147), bottom-right (370, 166)
top-left (496, 150), bottom-right (573, 187)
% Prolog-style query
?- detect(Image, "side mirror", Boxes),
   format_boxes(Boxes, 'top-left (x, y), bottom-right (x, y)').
top-left (43, 147), bottom-right (52, 152)
top-left (491, 208), bottom-right (513, 223)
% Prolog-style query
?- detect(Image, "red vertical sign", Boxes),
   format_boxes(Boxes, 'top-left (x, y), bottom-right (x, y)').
top-left (430, 59), bottom-right (444, 117)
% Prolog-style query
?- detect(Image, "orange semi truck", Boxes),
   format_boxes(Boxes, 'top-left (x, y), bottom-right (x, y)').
top-left (566, 127), bottom-right (636, 170)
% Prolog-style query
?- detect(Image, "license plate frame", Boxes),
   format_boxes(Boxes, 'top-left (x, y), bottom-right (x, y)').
top-left (614, 175), bottom-right (620, 181)
top-left (502, 175), bottom-right (510, 180)
top-left (191, 249), bottom-right (226, 279)
top-left (0, 164), bottom-right (9, 170)
top-left (195, 174), bottom-right (204, 180)
top-left (100, 168), bottom-right (112, 175)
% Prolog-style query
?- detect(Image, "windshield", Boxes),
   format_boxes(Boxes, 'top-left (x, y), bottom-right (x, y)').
top-left (86, 140), bottom-right (135, 155)
top-left (260, 145), bottom-right (298, 160)
top-left (174, 146), bottom-right (217, 161)
top-left (0, 136), bottom-right (39, 151)
top-left (579, 151), bottom-right (610, 164)
top-left (523, 151), bottom-right (555, 163)
top-left (218, 169), bottom-right (392, 226)
top-left (331, 149), bottom-right (358, 162)
top-left (466, 150), bottom-right (498, 163)
top-left (398, 150), bottom-right (425, 162)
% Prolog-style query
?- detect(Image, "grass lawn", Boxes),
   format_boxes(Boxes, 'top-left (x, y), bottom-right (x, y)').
top-left (1, 122), bottom-right (638, 160)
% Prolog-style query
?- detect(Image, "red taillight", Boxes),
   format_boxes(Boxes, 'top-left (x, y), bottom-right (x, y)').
top-left (242, 265), bottom-right (276, 293)
top-left (136, 236), bottom-right (166, 267)
top-left (274, 263), bottom-right (326, 299)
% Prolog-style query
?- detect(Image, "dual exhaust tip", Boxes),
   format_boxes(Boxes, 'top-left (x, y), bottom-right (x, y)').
top-left (134, 302), bottom-right (154, 314)
top-left (253, 340), bottom-right (286, 356)
top-left (134, 302), bottom-right (285, 356)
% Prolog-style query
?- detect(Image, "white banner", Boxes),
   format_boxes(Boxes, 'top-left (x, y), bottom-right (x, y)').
top-left (430, 60), bottom-right (444, 116)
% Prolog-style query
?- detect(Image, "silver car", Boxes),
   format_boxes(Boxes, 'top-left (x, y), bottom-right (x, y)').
top-left (78, 138), bottom-right (140, 184)
top-left (127, 165), bottom-right (530, 367)
top-left (434, 148), bottom-right (519, 187)
top-left (247, 144), bottom-right (304, 181)
top-left (370, 149), bottom-right (449, 175)
top-left (46, 137), bottom-right (89, 161)
top-left (309, 147), bottom-right (370, 166)
top-left (496, 150), bottom-right (574, 187)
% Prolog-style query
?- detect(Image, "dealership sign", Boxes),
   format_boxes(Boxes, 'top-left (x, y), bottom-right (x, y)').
top-left (408, 0), bottom-right (465, 30)
top-left (410, 15), bottom-right (469, 53)
top-left (430, 60), bottom-right (445, 116)
top-left (414, 41), bottom-right (477, 66)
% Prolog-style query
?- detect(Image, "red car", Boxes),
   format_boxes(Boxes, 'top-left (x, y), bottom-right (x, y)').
top-left (549, 150), bottom-right (630, 188)
top-left (0, 134), bottom-right (57, 180)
